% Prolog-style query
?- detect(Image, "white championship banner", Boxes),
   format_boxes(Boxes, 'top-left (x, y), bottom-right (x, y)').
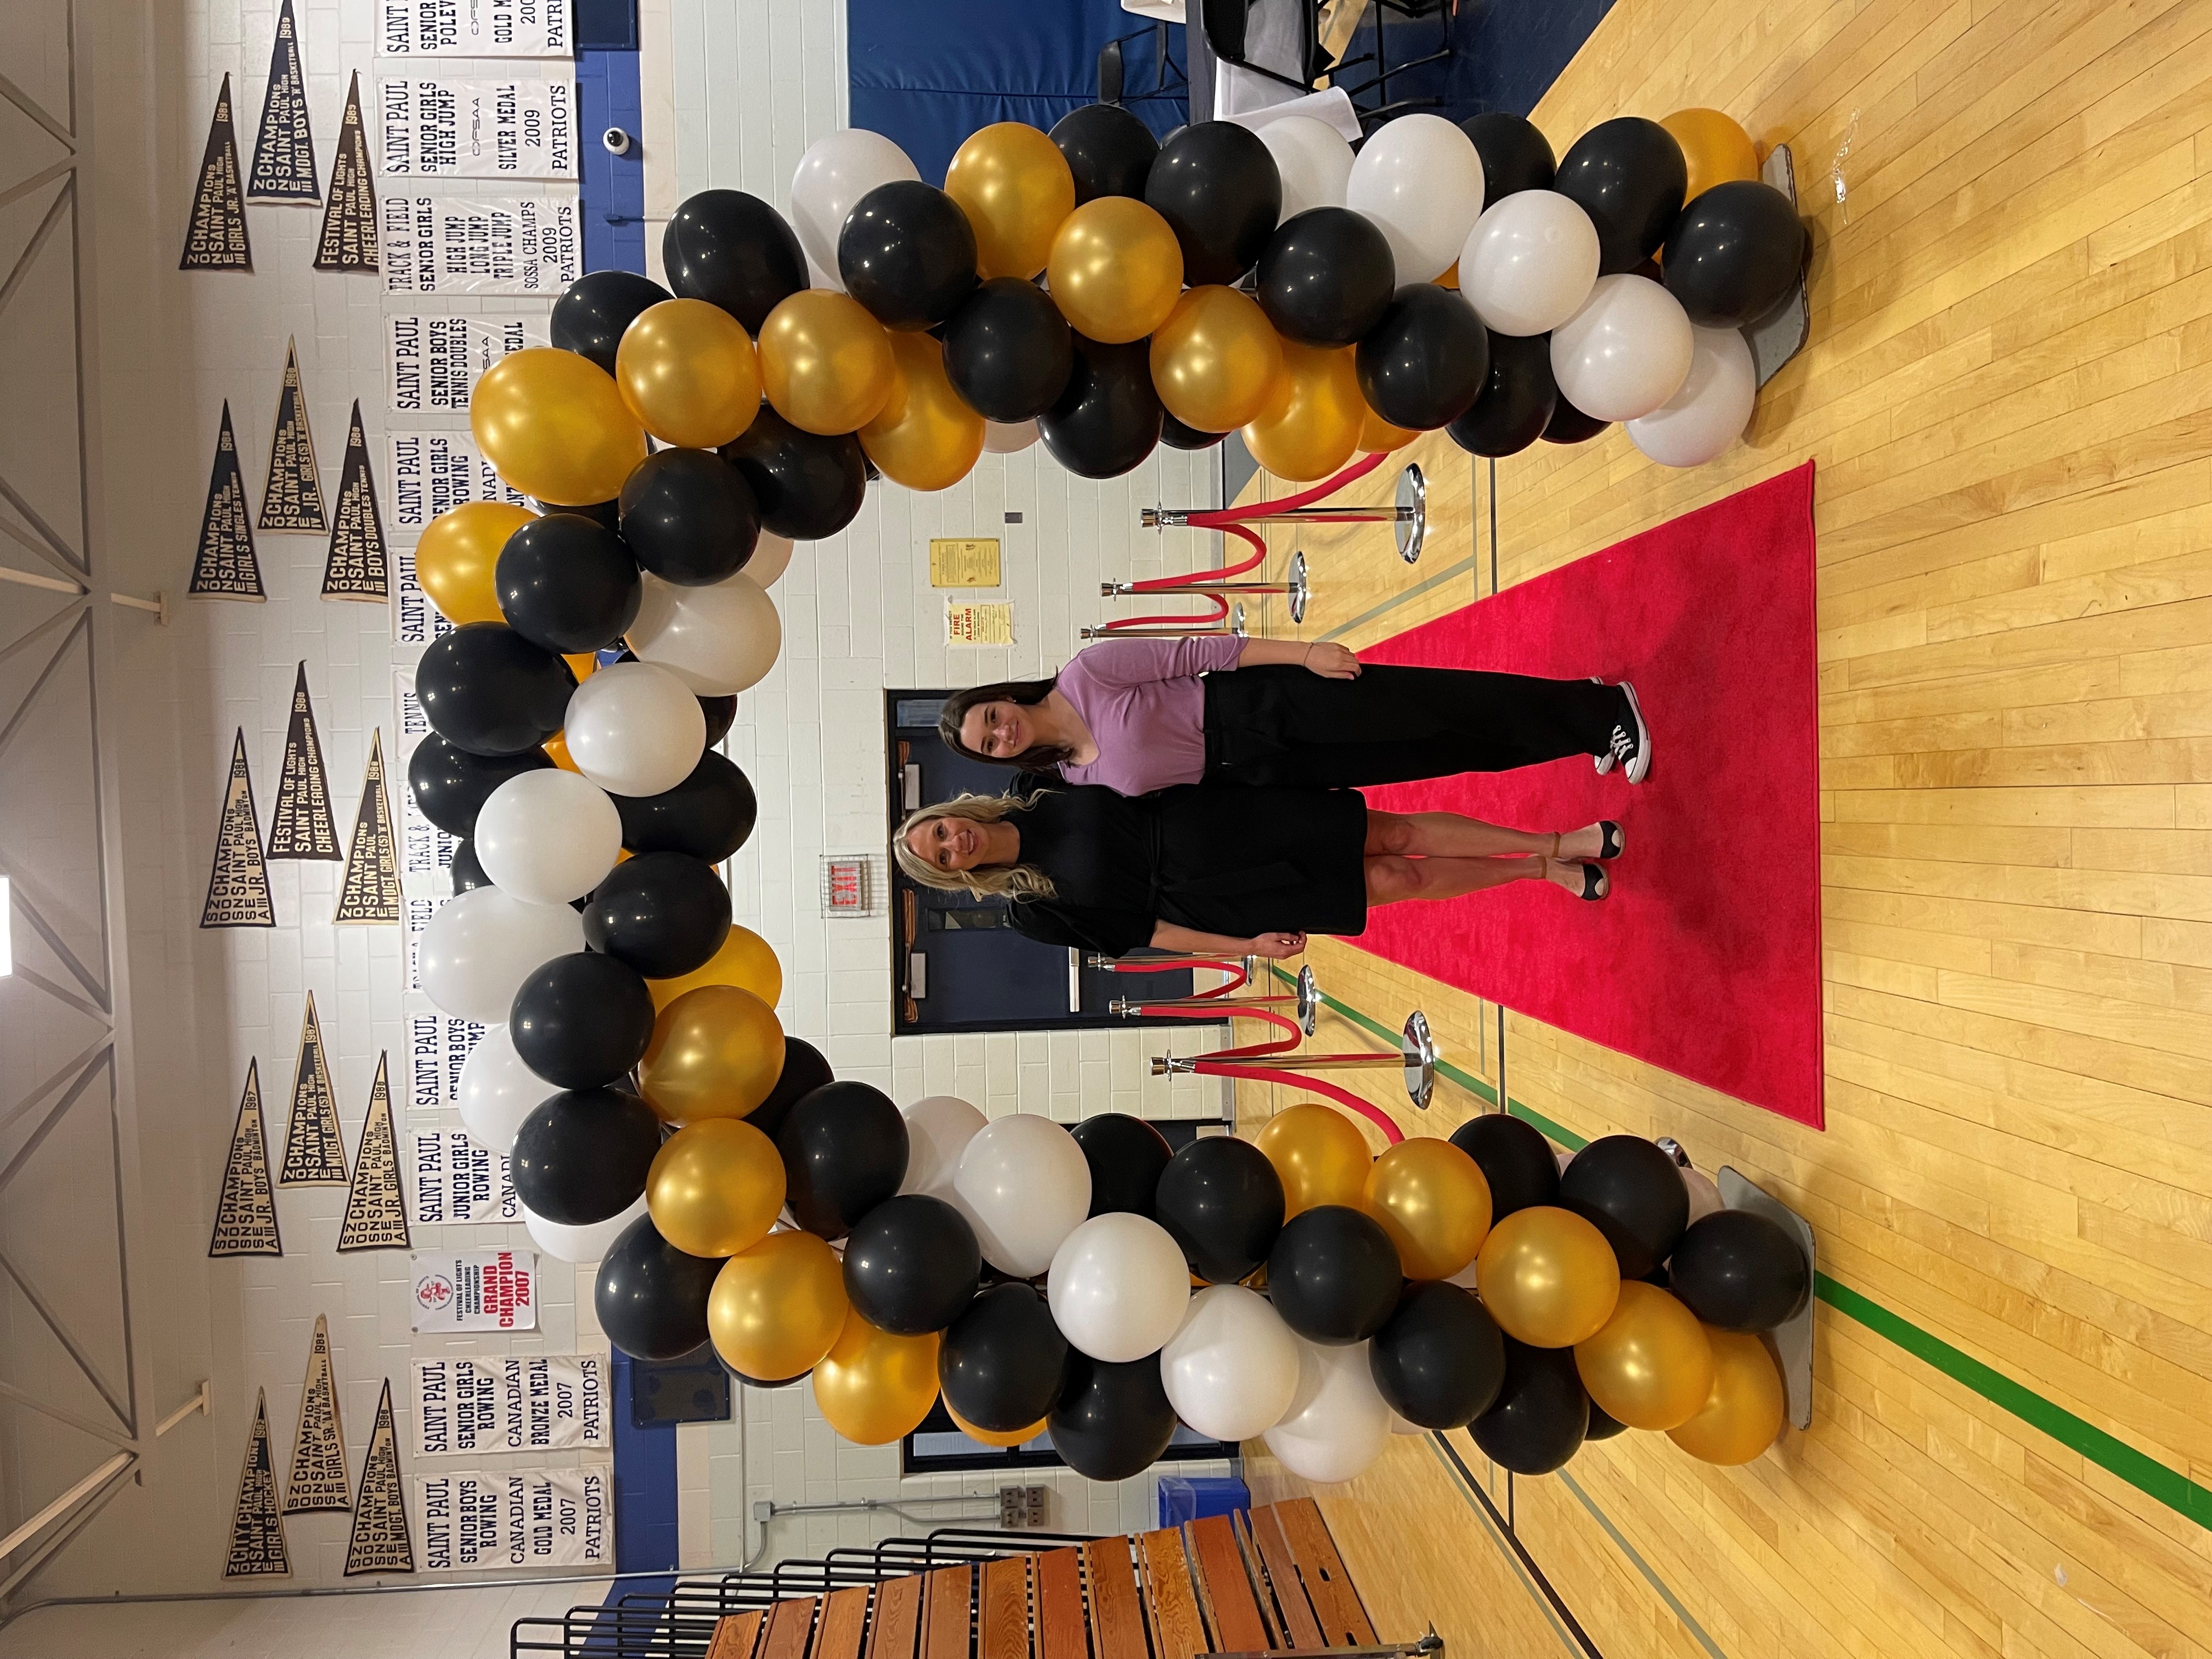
top-left (388, 312), bottom-right (548, 413)
top-left (411, 1355), bottom-right (609, 1457)
top-left (404, 893), bottom-right (437, 994)
top-left (414, 1467), bottom-right (611, 1572)
top-left (387, 428), bottom-right (529, 539)
top-left (393, 543), bottom-right (460, 650)
top-left (409, 1130), bottom-right (518, 1224)
top-left (381, 194), bottom-right (581, 295)
top-left (379, 77), bottom-right (577, 179)
top-left (377, 0), bottom-right (573, 58)
top-left (397, 750), bottom-right (460, 882)
top-left (411, 1248), bottom-right (538, 1333)
top-left (407, 1013), bottom-right (484, 1114)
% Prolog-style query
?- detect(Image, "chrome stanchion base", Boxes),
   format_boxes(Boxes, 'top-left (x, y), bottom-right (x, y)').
top-left (1401, 1009), bottom-right (1435, 1108)
top-left (1295, 964), bottom-right (1319, 1035)
top-left (1285, 548), bottom-right (1308, 623)
top-left (1396, 464), bottom-right (1426, 565)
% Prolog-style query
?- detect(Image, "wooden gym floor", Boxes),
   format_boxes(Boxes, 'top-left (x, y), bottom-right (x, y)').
top-left (1218, 1), bottom-right (2212, 1655)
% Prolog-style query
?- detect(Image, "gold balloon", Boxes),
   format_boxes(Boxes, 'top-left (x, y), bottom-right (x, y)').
top-left (1668, 1329), bottom-right (1786, 1465)
top-left (1573, 1283), bottom-right (1714, 1431)
top-left (1242, 339), bottom-right (1363, 483)
top-left (1358, 403), bottom-right (1419, 454)
top-left (945, 123), bottom-right (1075, 281)
top-left (708, 1230), bottom-right (850, 1381)
top-left (758, 290), bottom-right (897, 436)
top-left (1474, 1205), bottom-right (1620, 1347)
top-left (638, 985), bottom-right (786, 1124)
top-left (616, 298), bottom-right (762, 449)
top-left (647, 1118), bottom-right (786, 1259)
top-left (860, 330), bottom-right (985, 491)
top-left (1661, 108), bottom-right (1760, 206)
top-left (1435, 260), bottom-right (1460, 290)
top-left (812, 1308), bottom-right (942, 1446)
top-left (1365, 1138), bottom-right (1492, 1280)
top-left (563, 652), bottom-right (600, 684)
top-left (544, 731), bottom-right (581, 773)
top-left (1255, 1104), bottom-right (1372, 1220)
top-left (1150, 286), bottom-right (1283, 433)
top-left (471, 347), bottom-right (647, 505)
top-left (1047, 198), bottom-right (1184, 345)
top-left (947, 1402), bottom-right (1044, 1448)
top-left (650, 924), bottom-right (783, 1012)
top-left (416, 501), bottom-right (533, 624)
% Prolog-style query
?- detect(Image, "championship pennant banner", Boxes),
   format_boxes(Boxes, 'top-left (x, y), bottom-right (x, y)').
top-left (410, 1249), bottom-right (537, 1332)
top-left (387, 312), bottom-right (546, 412)
top-left (378, 78), bottom-right (577, 179)
top-left (413, 1468), bottom-right (610, 1572)
top-left (410, 1355), bottom-right (608, 1457)
top-left (377, 0), bottom-right (573, 57)
top-left (381, 195), bottom-right (581, 295)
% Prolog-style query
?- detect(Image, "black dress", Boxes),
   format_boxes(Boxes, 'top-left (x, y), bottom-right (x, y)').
top-left (1004, 782), bottom-right (1369, 957)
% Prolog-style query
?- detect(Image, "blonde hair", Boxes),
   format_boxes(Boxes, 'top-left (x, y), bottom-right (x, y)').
top-left (893, 794), bottom-right (1058, 901)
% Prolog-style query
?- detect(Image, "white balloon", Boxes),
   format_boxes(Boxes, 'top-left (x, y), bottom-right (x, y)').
top-left (526, 1194), bottom-right (647, 1263)
top-left (474, 769), bottom-right (623, 904)
top-left (1389, 1409), bottom-right (1429, 1436)
top-left (1682, 1166), bottom-right (1726, 1226)
top-left (458, 1024), bottom-right (558, 1157)
top-left (562, 659), bottom-right (708, 795)
top-left (747, 532), bottom-right (795, 590)
top-left (1259, 116), bottom-right (1355, 222)
top-left (951, 1114), bottom-right (1091, 1278)
top-left (983, 419), bottom-right (1038, 454)
top-left (791, 129), bottom-right (920, 290)
top-left (1626, 324), bottom-right (1757, 467)
top-left (1550, 273), bottom-right (1695, 422)
top-left (1460, 190), bottom-right (1600, 336)
top-left (1346, 114), bottom-right (1485, 283)
top-left (1262, 1338), bottom-right (1391, 1483)
top-left (627, 571), bottom-right (783, 696)
top-left (1047, 1213), bottom-right (1191, 1363)
top-left (1160, 1284), bottom-right (1301, 1441)
top-left (420, 885), bottom-right (586, 1025)
top-left (899, 1094), bottom-right (987, 1200)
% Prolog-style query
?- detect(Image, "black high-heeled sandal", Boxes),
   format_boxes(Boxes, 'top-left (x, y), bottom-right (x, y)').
top-left (1596, 821), bottom-right (1623, 860)
top-left (1545, 857), bottom-right (1609, 900)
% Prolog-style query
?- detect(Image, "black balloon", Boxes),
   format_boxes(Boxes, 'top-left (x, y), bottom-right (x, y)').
top-left (495, 513), bottom-right (641, 654)
top-left (1052, 104), bottom-right (1159, 204)
top-left (618, 448), bottom-right (761, 586)
top-left (1557, 1135), bottom-right (1689, 1280)
top-left (725, 1362), bottom-right (806, 1389)
top-left (1446, 330), bottom-right (1556, 458)
top-left (510, 952), bottom-right (657, 1090)
top-left (1257, 207), bottom-right (1396, 347)
top-left (596, 1215), bottom-right (723, 1361)
top-left (1470, 1338), bottom-right (1589, 1475)
top-left (940, 1283), bottom-right (1069, 1432)
top-left (552, 269), bottom-right (674, 375)
top-left (1668, 1210), bottom-right (1810, 1332)
top-left (1041, 334), bottom-right (1161, 480)
top-left (662, 189), bottom-right (809, 333)
top-left (1146, 121), bottom-right (1280, 285)
top-left (407, 735), bottom-right (551, 836)
top-left (1553, 117), bottom-right (1687, 274)
top-left (415, 624), bottom-right (576, 757)
top-left (1583, 1397), bottom-right (1630, 1441)
top-left (1460, 112), bottom-right (1555, 202)
top-left (1370, 1282), bottom-right (1505, 1429)
top-left (777, 1081), bottom-right (909, 1240)
top-left (513, 1087), bottom-right (662, 1224)
top-left (721, 408), bottom-right (867, 541)
top-left (942, 278), bottom-right (1075, 422)
top-left (583, 852), bottom-right (732, 980)
top-left (613, 751), bottom-right (758, 864)
top-left (1542, 395), bottom-right (1610, 445)
top-left (745, 1037), bottom-right (834, 1145)
top-left (1154, 1136), bottom-right (1283, 1284)
top-left (1070, 1114), bottom-right (1173, 1218)
top-left (1048, 1351), bottom-right (1177, 1481)
top-left (1160, 411), bottom-right (1226, 450)
top-left (1356, 284), bottom-right (1488, 431)
top-left (1662, 179), bottom-right (1805, 326)
top-left (838, 180), bottom-right (978, 331)
top-left (540, 496), bottom-right (624, 532)
top-left (1267, 1204), bottom-right (1402, 1345)
top-left (699, 694), bottom-right (738, 748)
top-left (1448, 1113), bottom-right (1559, 1220)
top-left (449, 837), bottom-right (490, 894)
top-left (843, 1195), bottom-right (983, 1335)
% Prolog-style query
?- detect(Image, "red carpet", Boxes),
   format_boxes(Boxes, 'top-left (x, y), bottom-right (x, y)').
top-left (1356, 464), bottom-right (1823, 1126)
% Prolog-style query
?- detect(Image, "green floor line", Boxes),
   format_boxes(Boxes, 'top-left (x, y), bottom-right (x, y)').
top-left (1268, 967), bottom-right (2212, 1534)
top-left (1425, 1438), bottom-right (1592, 1658)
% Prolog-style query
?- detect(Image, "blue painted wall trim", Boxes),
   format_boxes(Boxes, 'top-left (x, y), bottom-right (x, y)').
top-left (609, 1348), bottom-right (681, 1577)
top-left (579, 45), bottom-right (647, 275)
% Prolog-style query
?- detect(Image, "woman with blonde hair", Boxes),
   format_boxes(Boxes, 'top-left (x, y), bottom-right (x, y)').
top-left (893, 781), bottom-right (1619, 961)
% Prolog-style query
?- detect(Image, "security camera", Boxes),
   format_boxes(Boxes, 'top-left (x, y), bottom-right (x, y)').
top-left (602, 127), bottom-right (632, 156)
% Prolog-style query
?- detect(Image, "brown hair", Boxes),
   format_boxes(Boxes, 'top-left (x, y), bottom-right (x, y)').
top-left (935, 678), bottom-right (1066, 769)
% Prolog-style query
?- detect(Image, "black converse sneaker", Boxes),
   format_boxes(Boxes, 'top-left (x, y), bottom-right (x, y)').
top-left (1593, 682), bottom-right (1651, 783)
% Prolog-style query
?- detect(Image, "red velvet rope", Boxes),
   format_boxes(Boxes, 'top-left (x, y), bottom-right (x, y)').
top-left (1192, 1060), bottom-right (1407, 1146)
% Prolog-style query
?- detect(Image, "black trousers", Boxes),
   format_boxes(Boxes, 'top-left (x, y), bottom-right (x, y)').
top-left (1201, 664), bottom-right (1627, 788)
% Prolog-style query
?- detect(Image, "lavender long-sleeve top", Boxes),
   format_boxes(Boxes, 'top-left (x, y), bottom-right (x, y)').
top-left (1052, 636), bottom-right (1248, 795)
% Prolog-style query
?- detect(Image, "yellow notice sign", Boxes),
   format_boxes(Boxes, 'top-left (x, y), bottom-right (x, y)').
top-left (946, 601), bottom-right (1015, 647)
top-left (929, 538), bottom-right (1001, 588)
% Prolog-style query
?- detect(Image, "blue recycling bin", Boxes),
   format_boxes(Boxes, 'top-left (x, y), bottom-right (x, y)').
top-left (1157, 1474), bottom-right (1250, 1528)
